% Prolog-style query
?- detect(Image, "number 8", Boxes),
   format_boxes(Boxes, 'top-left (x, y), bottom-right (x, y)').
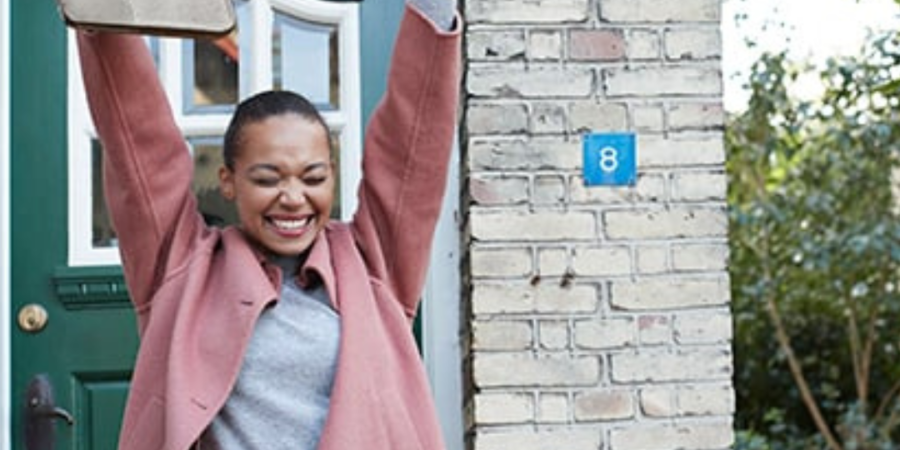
top-left (599, 147), bottom-right (618, 173)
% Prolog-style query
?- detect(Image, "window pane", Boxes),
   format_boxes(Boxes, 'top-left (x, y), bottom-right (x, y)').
top-left (273, 13), bottom-right (340, 110)
top-left (92, 140), bottom-right (117, 248)
top-left (188, 138), bottom-right (239, 227)
top-left (91, 139), bottom-right (240, 251)
top-left (183, 33), bottom-right (240, 113)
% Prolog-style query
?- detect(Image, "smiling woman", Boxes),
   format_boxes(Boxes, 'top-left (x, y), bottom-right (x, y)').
top-left (73, 1), bottom-right (461, 449)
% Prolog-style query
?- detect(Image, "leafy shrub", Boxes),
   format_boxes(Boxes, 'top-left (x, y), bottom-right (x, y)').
top-left (729, 32), bottom-right (900, 450)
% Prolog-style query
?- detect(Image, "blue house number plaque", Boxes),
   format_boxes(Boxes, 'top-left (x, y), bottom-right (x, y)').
top-left (583, 132), bottom-right (637, 186)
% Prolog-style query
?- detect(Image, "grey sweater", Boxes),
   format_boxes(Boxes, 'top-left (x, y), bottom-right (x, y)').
top-left (197, 257), bottom-right (339, 449)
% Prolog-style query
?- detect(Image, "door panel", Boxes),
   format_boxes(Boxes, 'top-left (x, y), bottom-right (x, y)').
top-left (74, 375), bottom-right (130, 450)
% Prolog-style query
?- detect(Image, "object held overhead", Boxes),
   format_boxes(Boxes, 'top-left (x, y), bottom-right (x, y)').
top-left (55, 0), bottom-right (367, 39)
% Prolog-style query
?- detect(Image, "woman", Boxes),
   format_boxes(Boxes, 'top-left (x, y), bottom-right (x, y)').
top-left (75, 0), bottom-right (460, 448)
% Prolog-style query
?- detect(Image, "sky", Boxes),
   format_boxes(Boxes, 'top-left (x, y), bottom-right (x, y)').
top-left (722, 0), bottom-right (900, 111)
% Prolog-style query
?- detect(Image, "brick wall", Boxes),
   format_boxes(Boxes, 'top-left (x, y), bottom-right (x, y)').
top-left (460, 0), bottom-right (734, 448)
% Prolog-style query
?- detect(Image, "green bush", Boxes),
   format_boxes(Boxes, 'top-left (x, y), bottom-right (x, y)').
top-left (729, 32), bottom-right (900, 450)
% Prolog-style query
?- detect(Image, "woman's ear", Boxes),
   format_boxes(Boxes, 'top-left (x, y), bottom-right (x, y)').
top-left (219, 166), bottom-right (235, 201)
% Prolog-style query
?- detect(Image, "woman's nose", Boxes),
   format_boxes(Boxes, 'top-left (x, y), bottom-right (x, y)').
top-left (279, 182), bottom-right (306, 207)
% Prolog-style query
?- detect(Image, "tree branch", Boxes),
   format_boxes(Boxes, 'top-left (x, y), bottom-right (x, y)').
top-left (765, 291), bottom-right (844, 450)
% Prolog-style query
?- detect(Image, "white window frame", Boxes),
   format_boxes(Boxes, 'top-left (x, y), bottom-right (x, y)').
top-left (66, 0), bottom-right (361, 267)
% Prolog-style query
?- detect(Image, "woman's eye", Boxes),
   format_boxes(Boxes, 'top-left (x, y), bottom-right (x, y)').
top-left (304, 176), bottom-right (327, 186)
top-left (251, 177), bottom-right (280, 187)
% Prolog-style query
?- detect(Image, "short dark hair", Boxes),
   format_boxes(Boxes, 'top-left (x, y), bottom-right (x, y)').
top-left (223, 90), bottom-right (331, 169)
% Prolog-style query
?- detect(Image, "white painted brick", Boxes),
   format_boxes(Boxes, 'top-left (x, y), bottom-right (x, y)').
top-left (609, 421), bottom-right (734, 450)
top-left (473, 352), bottom-right (601, 387)
top-left (668, 102), bottom-right (724, 131)
top-left (471, 246), bottom-right (532, 278)
top-left (467, 30), bottom-right (527, 61)
top-left (610, 348), bottom-right (732, 383)
top-left (640, 388), bottom-right (676, 417)
top-left (675, 310), bottom-right (733, 344)
top-left (571, 173), bottom-right (666, 204)
top-left (641, 384), bottom-right (735, 418)
top-left (638, 134), bottom-right (726, 167)
top-left (626, 29), bottom-right (661, 60)
top-left (665, 27), bottom-right (722, 61)
top-left (534, 175), bottom-right (567, 205)
top-left (531, 102), bottom-right (567, 134)
top-left (462, 0), bottom-right (734, 444)
top-left (467, 0), bottom-right (590, 24)
top-left (474, 392), bottom-right (534, 424)
top-left (474, 429), bottom-right (601, 450)
top-left (633, 104), bottom-right (665, 132)
top-left (471, 210), bottom-right (596, 241)
top-left (529, 30), bottom-right (563, 60)
top-left (538, 247), bottom-right (569, 277)
top-left (569, 101), bottom-right (628, 133)
top-left (610, 276), bottom-right (730, 310)
top-left (636, 245), bottom-right (669, 275)
top-left (538, 393), bottom-right (570, 423)
top-left (472, 320), bottom-right (534, 350)
top-left (470, 175), bottom-right (530, 205)
top-left (671, 242), bottom-right (728, 272)
top-left (671, 171), bottom-right (727, 202)
top-left (678, 384), bottom-right (735, 416)
top-left (574, 389), bottom-right (635, 421)
top-left (468, 103), bottom-right (529, 135)
top-left (572, 246), bottom-right (633, 277)
top-left (638, 315), bottom-right (671, 345)
top-left (470, 64), bottom-right (594, 98)
top-left (604, 207), bottom-right (727, 240)
top-left (605, 66), bottom-right (722, 97)
top-left (470, 137), bottom-right (581, 171)
top-left (574, 317), bottom-right (637, 349)
top-left (539, 320), bottom-right (570, 349)
top-left (473, 282), bottom-right (599, 315)
top-left (601, 0), bottom-right (720, 23)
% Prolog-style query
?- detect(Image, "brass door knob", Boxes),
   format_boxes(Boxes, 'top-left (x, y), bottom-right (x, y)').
top-left (17, 304), bottom-right (48, 333)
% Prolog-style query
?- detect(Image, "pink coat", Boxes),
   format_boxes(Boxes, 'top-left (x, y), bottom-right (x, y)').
top-left (77, 6), bottom-right (461, 450)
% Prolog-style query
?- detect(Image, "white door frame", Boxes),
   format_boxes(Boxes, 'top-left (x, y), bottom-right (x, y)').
top-left (423, 136), bottom-right (463, 450)
top-left (1, 0), bottom-right (12, 448)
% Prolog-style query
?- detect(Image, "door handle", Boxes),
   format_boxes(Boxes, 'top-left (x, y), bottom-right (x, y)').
top-left (24, 374), bottom-right (75, 450)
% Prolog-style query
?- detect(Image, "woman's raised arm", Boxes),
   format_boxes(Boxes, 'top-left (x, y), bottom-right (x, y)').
top-left (350, 3), bottom-right (461, 320)
top-left (78, 32), bottom-right (205, 316)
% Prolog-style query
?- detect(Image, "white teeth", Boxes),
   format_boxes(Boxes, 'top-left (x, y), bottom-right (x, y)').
top-left (272, 217), bottom-right (311, 230)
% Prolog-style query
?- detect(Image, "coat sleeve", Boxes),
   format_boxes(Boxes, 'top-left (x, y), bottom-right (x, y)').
top-left (77, 32), bottom-right (207, 319)
top-left (351, 5), bottom-right (461, 320)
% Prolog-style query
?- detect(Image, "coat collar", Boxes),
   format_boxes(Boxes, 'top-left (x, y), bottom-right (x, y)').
top-left (224, 223), bottom-right (340, 311)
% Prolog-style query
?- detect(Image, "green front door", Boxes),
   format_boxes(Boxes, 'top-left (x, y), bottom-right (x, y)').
top-left (10, 1), bottom-right (138, 449)
top-left (9, 0), bottom-right (407, 449)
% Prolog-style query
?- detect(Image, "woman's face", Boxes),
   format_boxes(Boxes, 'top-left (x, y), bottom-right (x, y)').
top-left (219, 113), bottom-right (334, 256)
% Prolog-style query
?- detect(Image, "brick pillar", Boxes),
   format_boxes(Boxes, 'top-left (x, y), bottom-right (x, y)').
top-left (460, 0), bottom-right (734, 449)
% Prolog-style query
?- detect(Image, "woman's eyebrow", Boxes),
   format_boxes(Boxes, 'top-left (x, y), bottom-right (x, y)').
top-left (246, 164), bottom-right (280, 174)
top-left (246, 161), bottom-right (330, 174)
top-left (304, 162), bottom-right (330, 173)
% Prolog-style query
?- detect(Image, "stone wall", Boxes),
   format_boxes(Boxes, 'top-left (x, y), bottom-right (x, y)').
top-left (460, 0), bottom-right (734, 448)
